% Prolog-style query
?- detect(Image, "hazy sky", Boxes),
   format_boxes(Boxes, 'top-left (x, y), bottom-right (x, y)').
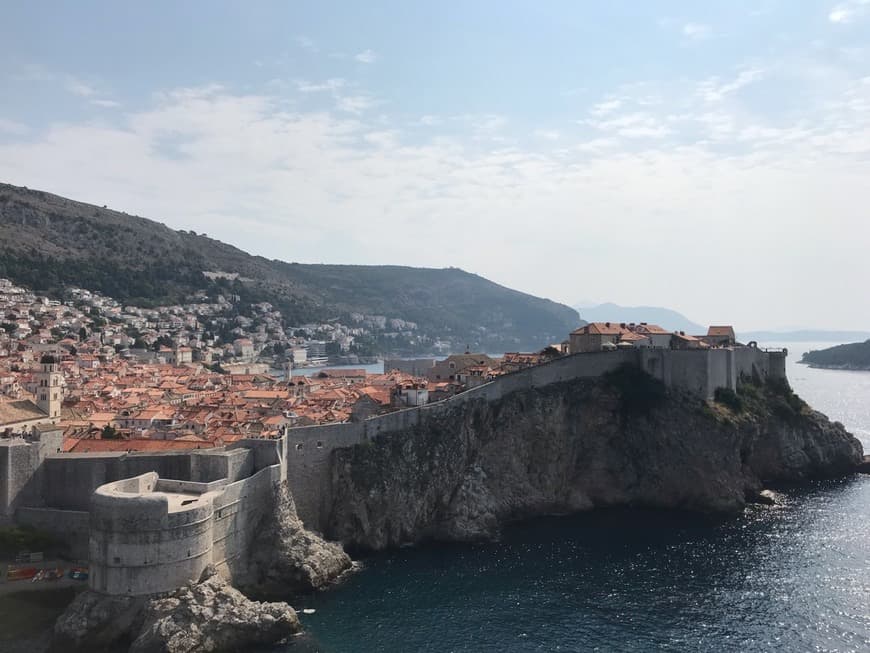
top-left (1, 1), bottom-right (869, 331)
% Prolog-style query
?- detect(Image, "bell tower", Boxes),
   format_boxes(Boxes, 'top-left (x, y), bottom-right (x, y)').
top-left (36, 354), bottom-right (62, 421)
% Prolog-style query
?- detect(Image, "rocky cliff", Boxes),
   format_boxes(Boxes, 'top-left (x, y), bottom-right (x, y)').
top-left (53, 567), bottom-right (300, 653)
top-left (325, 368), bottom-right (863, 550)
top-left (239, 483), bottom-right (352, 598)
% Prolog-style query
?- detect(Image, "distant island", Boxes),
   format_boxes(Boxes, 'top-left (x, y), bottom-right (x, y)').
top-left (800, 340), bottom-right (870, 370)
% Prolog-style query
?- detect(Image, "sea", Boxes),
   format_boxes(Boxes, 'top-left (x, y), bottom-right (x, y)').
top-left (287, 343), bottom-right (870, 653)
top-left (4, 343), bottom-right (869, 652)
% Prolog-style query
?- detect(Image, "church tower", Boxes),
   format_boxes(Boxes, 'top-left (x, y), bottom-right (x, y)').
top-left (36, 354), bottom-right (62, 421)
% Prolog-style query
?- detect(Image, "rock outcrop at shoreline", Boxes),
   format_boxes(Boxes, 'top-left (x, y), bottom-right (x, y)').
top-left (53, 567), bottom-right (300, 653)
top-left (241, 484), bottom-right (353, 597)
top-left (326, 369), bottom-right (863, 550)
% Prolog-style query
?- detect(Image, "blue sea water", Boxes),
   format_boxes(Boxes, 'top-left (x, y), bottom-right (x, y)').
top-left (289, 343), bottom-right (870, 652)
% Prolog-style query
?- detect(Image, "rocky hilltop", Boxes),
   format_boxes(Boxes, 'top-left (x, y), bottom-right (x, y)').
top-left (325, 368), bottom-right (863, 549)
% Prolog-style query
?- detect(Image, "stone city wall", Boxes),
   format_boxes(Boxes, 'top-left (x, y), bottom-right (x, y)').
top-left (286, 347), bottom-right (786, 530)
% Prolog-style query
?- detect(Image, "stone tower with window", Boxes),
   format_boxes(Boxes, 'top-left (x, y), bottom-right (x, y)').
top-left (36, 354), bottom-right (62, 421)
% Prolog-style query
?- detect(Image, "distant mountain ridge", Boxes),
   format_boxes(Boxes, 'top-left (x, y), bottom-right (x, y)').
top-left (739, 330), bottom-right (870, 343)
top-left (0, 182), bottom-right (579, 353)
top-left (575, 302), bottom-right (705, 334)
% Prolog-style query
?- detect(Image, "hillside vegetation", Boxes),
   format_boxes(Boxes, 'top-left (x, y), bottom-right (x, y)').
top-left (801, 340), bottom-right (870, 370)
top-left (0, 183), bottom-right (579, 352)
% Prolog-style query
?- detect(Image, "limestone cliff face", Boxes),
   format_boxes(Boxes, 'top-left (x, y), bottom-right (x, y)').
top-left (240, 483), bottom-right (352, 597)
top-left (326, 375), bottom-right (863, 550)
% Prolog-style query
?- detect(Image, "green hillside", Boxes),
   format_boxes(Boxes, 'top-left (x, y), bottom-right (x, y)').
top-left (801, 340), bottom-right (870, 370)
top-left (0, 183), bottom-right (579, 352)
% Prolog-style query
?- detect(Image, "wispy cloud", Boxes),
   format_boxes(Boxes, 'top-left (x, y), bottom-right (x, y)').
top-left (336, 94), bottom-right (377, 114)
top-left (586, 112), bottom-right (672, 138)
top-left (90, 99), bottom-right (121, 108)
top-left (590, 99), bottom-right (623, 116)
top-left (354, 49), bottom-right (378, 64)
top-left (682, 22), bottom-right (712, 41)
top-left (829, 0), bottom-right (870, 23)
top-left (296, 78), bottom-right (347, 93)
top-left (697, 68), bottom-right (765, 103)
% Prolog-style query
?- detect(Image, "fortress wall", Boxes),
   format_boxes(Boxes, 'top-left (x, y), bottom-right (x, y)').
top-left (285, 350), bottom-right (639, 530)
top-left (85, 463), bottom-right (283, 596)
top-left (667, 350), bottom-right (717, 398)
top-left (0, 441), bottom-right (35, 520)
top-left (89, 475), bottom-right (216, 596)
top-left (188, 448), bottom-right (237, 483)
top-left (286, 422), bottom-right (364, 531)
top-left (16, 507), bottom-right (90, 560)
top-left (732, 347), bottom-right (786, 383)
top-left (768, 351), bottom-right (787, 380)
top-left (120, 454), bottom-right (194, 483)
top-left (734, 347), bottom-right (764, 380)
top-left (42, 451), bottom-right (219, 511)
top-left (154, 478), bottom-right (226, 495)
top-left (211, 464), bottom-right (281, 579)
top-left (229, 437), bottom-right (284, 472)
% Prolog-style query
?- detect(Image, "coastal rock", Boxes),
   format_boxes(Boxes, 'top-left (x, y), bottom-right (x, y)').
top-left (130, 567), bottom-right (299, 653)
top-left (242, 484), bottom-right (352, 597)
top-left (857, 455), bottom-right (870, 474)
top-left (53, 590), bottom-right (147, 651)
top-left (746, 489), bottom-right (779, 505)
top-left (326, 375), bottom-right (864, 550)
top-left (52, 567), bottom-right (300, 653)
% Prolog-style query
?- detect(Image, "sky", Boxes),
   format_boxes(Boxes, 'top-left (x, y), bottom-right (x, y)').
top-left (1, 1), bottom-right (869, 331)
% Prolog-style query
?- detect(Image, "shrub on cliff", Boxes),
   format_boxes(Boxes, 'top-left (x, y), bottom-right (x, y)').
top-left (603, 363), bottom-right (666, 418)
top-left (714, 387), bottom-right (744, 412)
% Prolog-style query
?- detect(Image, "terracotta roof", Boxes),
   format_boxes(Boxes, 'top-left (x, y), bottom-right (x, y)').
top-left (64, 438), bottom-right (217, 453)
top-left (707, 326), bottom-right (735, 337)
top-left (0, 399), bottom-right (47, 426)
top-left (571, 322), bottom-right (633, 336)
